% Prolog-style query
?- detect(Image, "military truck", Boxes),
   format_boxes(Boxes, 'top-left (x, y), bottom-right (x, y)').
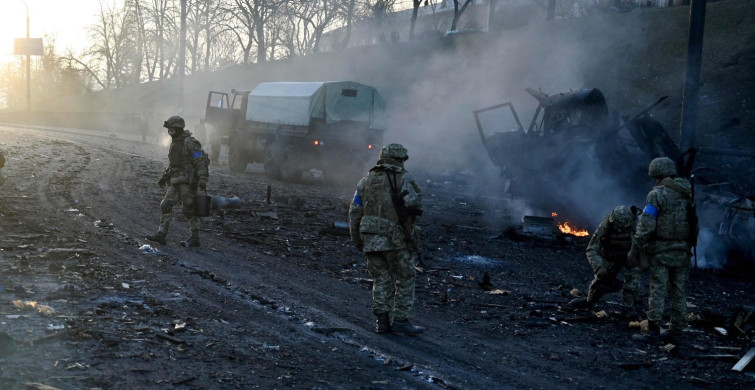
top-left (204, 81), bottom-right (385, 180)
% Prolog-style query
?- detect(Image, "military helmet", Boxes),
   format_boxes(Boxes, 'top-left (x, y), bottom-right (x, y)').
top-left (608, 205), bottom-right (634, 228)
top-left (379, 143), bottom-right (408, 162)
top-left (648, 157), bottom-right (677, 178)
top-left (163, 115), bottom-right (185, 129)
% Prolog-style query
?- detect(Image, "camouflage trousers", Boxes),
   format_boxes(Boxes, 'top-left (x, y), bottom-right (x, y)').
top-left (157, 183), bottom-right (199, 236)
top-left (647, 250), bottom-right (691, 333)
top-left (366, 249), bottom-right (416, 320)
top-left (587, 262), bottom-right (642, 308)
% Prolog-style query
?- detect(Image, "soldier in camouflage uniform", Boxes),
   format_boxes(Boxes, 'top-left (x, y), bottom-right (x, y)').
top-left (348, 144), bottom-right (424, 335)
top-left (566, 206), bottom-right (643, 319)
top-left (146, 116), bottom-right (209, 247)
top-left (629, 157), bottom-right (697, 345)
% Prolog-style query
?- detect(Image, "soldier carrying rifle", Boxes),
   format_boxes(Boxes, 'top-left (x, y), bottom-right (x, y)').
top-left (349, 143), bottom-right (424, 335)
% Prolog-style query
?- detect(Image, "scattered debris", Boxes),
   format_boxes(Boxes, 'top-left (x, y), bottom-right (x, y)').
top-left (12, 300), bottom-right (37, 310)
top-left (139, 244), bottom-right (158, 254)
top-left (319, 221), bottom-right (350, 236)
top-left (156, 332), bottom-right (185, 344)
top-left (732, 347), bottom-right (755, 372)
top-left (522, 216), bottom-right (555, 236)
top-left (211, 195), bottom-right (242, 210)
top-left (37, 305), bottom-right (55, 316)
top-left (22, 383), bottom-right (61, 390)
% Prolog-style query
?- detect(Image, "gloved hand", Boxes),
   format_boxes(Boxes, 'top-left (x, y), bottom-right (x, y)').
top-left (198, 177), bottom-right (208, 190)
top-left (158, 176), bottom-right (169, 188)
top-left (627, 245), bottom-right (641, 269)
top-left (595, 266), bottom-right (608, 278)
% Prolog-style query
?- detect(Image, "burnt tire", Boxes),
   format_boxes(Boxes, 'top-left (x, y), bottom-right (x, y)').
top-left (228, 145), bottom-right (247, 173)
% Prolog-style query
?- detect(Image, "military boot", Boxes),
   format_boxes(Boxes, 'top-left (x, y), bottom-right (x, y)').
top-left (145, 231), bottom-right (167, 245)
top-left (392, 319), bottom-right (424, 336)
top-left (182, 233), bottom-right (200, 247)
top-left (375, 312), bottom-right (391, 334)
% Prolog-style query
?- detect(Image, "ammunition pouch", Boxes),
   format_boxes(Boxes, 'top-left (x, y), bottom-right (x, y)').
top-left (359, 216), bottom-right (395, 237)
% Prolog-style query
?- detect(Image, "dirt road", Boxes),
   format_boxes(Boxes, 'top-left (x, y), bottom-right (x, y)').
top-left (0, 125), bottom-right (753, 389)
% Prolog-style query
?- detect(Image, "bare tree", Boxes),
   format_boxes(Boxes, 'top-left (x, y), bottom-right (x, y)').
top-left (85, 1), bottom-right (141, 88)
top-left (228, 0), bottom-right (284, 63)
top-left (339, 0), bottom-right (357, 49)
top-left (285, 0), bottom-right (341, 55)
top-left (450, 0), bottom-right (473, 31)
top-left (409, 0), bottom-right (422, 40)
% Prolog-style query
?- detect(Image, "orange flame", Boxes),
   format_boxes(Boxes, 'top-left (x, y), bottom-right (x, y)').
top-left (557, 221), bottom-right (589, 237)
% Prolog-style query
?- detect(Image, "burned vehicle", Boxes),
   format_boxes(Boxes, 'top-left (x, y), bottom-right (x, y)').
top-left (474, 88), bottom-right (681, 228)
top-left (475, 87), bottom-right (755, 277)
top-left (205, 81), bottom-right (385, 180)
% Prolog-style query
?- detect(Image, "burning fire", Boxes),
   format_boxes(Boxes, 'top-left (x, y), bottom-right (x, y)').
top-left (552, 212), bottom-right (590, 236)
top-left (557, 221), bottom-right (590, 237)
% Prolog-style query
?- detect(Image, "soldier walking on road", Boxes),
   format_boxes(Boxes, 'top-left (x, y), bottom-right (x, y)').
top-left (628, 157), bottom-right (697, 346)
top-left (566, 205), bottom-right (644, 319)
top-left (146, 116), bottom-right (209, 247)
top-left (349, 144), bottom-right (424, 335)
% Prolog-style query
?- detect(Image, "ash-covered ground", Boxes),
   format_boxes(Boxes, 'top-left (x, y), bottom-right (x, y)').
top-left (0, 125), bottom-right (752, 390)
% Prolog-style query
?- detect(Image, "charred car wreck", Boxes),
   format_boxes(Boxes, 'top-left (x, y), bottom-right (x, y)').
top-left (474, 87), bottom-right (678, 227)
top-left (475, 87), bottom-right (754, 276)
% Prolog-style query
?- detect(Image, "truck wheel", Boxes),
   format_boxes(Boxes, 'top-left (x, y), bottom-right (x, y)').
top-left (228, 145), bottom-right (247, 173)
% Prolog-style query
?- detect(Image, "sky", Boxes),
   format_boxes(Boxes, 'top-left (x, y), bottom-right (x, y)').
top-left (0, 0), bottom-right (102, 64)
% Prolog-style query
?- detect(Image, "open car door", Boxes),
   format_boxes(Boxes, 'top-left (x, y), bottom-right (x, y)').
top-left (205, 91), bottom-right (234, 132)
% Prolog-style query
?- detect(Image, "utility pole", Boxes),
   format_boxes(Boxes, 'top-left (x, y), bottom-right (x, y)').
top-left (679, 0), bottom-right (707, 166)
top-left (178, 0), bottom-right (187, 112)
top-left (26, 4), bottom-right (31, 111)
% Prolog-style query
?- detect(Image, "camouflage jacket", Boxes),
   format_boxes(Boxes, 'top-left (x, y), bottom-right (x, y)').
top-left (348, 163), bottom-right (422, 252)
top-left (162, 130), bottom-right (209, 185)
top-left (586, 212), bottom-right (636, 271)
top-left (633, 177), bottom-right (696, 256)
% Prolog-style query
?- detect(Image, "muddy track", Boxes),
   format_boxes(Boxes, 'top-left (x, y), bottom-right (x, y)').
top-left (1, 125), bottom-right (753, 390)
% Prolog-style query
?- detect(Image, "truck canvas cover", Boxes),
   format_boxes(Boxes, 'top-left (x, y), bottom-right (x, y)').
top-left (245, 81), bottom-right (385, 128)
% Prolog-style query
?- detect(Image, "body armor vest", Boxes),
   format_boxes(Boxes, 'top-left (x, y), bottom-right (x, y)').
top-left (654, 183), bottom-right (692, 242)
top-left (601, 226), bottom-right (633, 260)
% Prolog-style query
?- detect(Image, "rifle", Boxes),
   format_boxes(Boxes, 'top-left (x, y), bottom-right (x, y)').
top-left (387, 172), bottom-right (423, 267)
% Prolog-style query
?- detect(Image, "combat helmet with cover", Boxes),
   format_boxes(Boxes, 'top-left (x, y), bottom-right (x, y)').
top-left (163, 116), bottom-right (186, 129)
top-left (379, 143), bottom-right (408, 163)
top-left (648, 157), bottom-right (677, 178)
top-left (608, 205), bottom-right (634, 229)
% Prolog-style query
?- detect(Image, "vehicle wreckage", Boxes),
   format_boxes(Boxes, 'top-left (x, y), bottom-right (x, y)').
top-left (474, 87), bottom-right (755, 277)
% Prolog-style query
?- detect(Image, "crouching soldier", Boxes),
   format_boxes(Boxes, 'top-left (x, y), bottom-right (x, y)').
top-left (567, 205), bottom-right (643, 319)
top-left (349, 143), bottom-right (424, 335)
top-left (146, 116), bottom-right (209, 247)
